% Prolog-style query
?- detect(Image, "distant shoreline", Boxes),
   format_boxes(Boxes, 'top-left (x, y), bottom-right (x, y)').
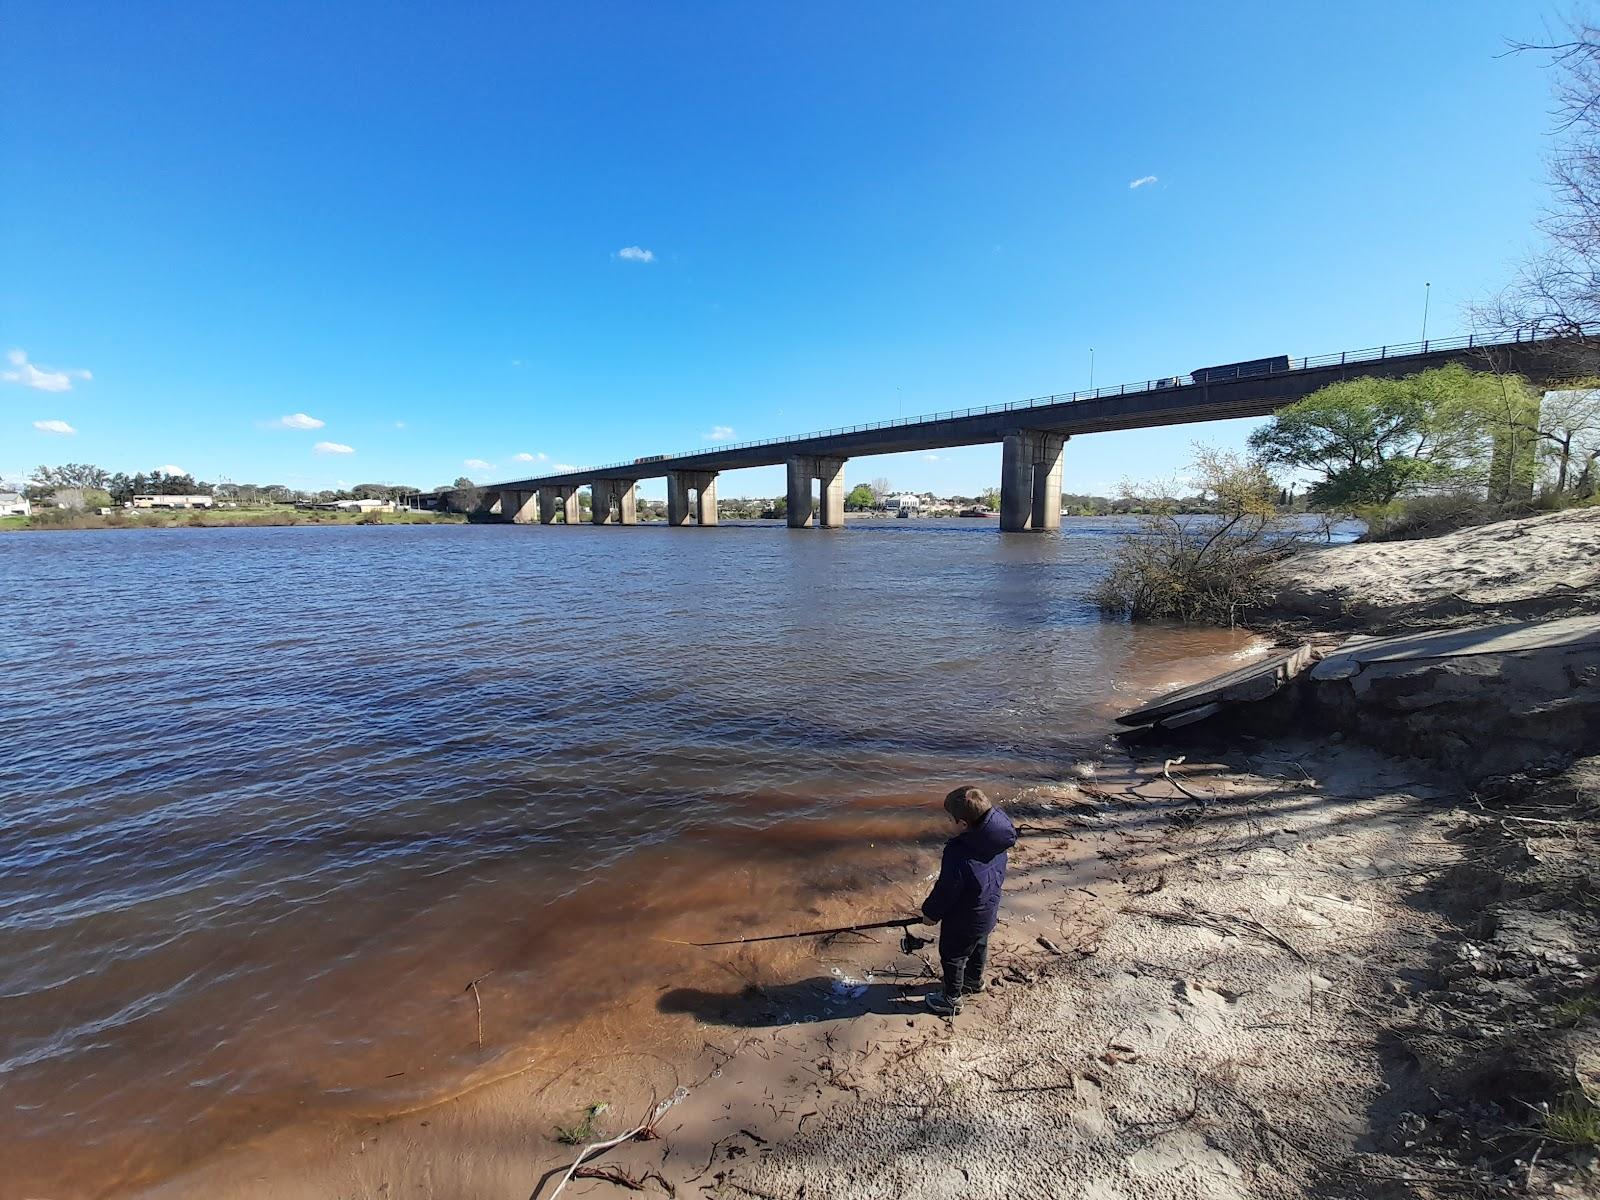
top-left (0, 508), bottom-right (467, 532)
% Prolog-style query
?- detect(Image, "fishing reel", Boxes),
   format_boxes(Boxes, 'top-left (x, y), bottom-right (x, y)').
top-left (899, 928), bottom-right (932, 955)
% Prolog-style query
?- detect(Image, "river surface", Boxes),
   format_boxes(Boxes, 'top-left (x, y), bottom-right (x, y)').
top-left (0, 519), bottom-right (1297, 1196)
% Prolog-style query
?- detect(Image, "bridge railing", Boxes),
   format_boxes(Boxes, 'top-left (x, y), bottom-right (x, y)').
top-left (484, 325), bottom-right (1597, 486)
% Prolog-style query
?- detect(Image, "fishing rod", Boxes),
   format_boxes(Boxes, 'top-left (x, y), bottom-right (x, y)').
top-left (663, 917), bottom-right (921, 948)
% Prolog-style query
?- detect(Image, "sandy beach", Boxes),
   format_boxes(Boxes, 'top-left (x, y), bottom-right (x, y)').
top-left (133, 739), bottom-right (1596, 1200)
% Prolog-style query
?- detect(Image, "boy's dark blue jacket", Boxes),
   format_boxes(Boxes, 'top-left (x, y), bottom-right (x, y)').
top-left (920, 807), bottom-right (1018, 950)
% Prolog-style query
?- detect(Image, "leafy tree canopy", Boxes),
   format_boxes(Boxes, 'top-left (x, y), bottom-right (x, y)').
top-left (844, 483), bottom-right (876, 510)
top-left (1247, 365), bottom-right (1518, 508)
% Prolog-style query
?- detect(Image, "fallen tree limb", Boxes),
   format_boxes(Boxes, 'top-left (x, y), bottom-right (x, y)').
top-left (1163, 757), bottom-right (1209, 804)
top-left (548, 1092), bottom-right (688, 1200)
top-left (573, 1165), bottom-right (676, 1195)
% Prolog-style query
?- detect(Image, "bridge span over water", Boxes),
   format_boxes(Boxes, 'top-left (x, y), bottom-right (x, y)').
top-left (437, 329), bottom-right (1590, 532)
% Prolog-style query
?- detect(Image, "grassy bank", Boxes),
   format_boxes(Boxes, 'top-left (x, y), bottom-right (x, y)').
top-left (1, 506), bottom-right (466, 531)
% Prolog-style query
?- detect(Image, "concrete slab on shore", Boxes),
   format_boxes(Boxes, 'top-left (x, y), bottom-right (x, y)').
top-left (1115, 644), bottom-right (1313, 729)
top-left (1310, 615), bottom-right (1600, 679)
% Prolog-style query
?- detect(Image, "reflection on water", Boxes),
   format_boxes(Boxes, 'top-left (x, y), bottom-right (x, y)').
top-left (0, 519), bottom-right (1265, 1194)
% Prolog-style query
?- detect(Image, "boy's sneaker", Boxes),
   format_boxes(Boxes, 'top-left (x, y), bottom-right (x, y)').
top-left (961, 978), bottom-right (986, 996)
top-left (926, 990), bottom-right (963, 1016)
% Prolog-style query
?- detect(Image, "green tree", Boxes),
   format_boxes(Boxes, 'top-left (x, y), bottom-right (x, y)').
top-left (1533, 385), bottom-right (1600, 495)
top-left (844, 483), bottom-right (876, 510)
top-left (447, 476), bottom-right (481, 513)
top-left (26, 463), bottom-right (110, 500)
top-left (1248, 365), bottom-right (1498, 508)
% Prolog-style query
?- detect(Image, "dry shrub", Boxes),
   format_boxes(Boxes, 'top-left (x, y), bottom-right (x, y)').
top-left (1093, 448), bottom-right (1304, 625)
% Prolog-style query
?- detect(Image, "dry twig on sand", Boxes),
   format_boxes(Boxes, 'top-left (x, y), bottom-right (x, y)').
top-left (1163, 757), bottom-right (1210, 804)
top-left (548, 1092), bottom-right (688, 1200)
top-left (463, 971), bottom-right (493, 1046)
top-left (573, 1164), bottom-right (677, 1195)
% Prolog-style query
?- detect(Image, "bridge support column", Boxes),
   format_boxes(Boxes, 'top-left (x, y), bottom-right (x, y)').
top-left (537, 486), bottom-right (579, 523)
top-left (616, 480), bottom-right (638, 525)
top-left (667, 475), bottom-right (690, 526)
top-left (786, 457), bottom-right (813, 528)
top-left (785, 456), bottom-right (847, 528)
top-left (695, 474), bottom-right (718, 526)
top-left (667, 472), bottom-right (718, 525)
top-left (817, 457), bottom-right (847, 528)
top-left (591, 481), bottom-right (615, 525)
top-left (508, 490), bottom-right (538, 524)
top-left (1000, 431), bottom-right (1068, 532)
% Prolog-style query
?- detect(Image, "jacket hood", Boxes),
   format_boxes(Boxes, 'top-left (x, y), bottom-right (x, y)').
top-left (961, 807), bottom-right (1018, 859)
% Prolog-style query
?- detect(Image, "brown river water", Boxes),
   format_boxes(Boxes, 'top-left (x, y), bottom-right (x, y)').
top-left (0, 518), bottom-right (1289, 1197)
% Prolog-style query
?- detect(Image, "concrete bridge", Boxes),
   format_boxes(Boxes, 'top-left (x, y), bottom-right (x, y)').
top-left (436, 329), bottom-right (1591, 532)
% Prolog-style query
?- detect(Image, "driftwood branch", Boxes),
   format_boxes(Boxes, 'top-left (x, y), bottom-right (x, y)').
top-left (547, 1092), bottom-right (688, 1200)
top-left (463, 971), bottom-right (493, 1046)
top-left (573, 1164), bottom-right (676, 1195)
top-left (1162, 757), bottom-right (1208, 804)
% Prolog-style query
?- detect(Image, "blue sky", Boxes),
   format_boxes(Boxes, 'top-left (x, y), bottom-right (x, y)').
top-left (0, 1), bottom-right (1563, 498)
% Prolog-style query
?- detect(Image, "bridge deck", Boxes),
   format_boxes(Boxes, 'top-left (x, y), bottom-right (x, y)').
top-left (446, 330), bottom-right (1586, 494)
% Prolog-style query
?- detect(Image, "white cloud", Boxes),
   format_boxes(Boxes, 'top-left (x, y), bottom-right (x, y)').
top-left (273, 412), bottom-right (325, 430)
top-left (512, 451), bottom-right (551, 463)
top-left (553, 463), bottom-right (577, 472)
top-left (33, 418), bottom-right (76, 435)
top-left (705, 425), bottom-right (735, 442)
top-left (1129, 175), bottom-right (1158, 189)
top-left (393, 420), bottom-right (407, 429)
top-left (157, 464), bottom-right (185, 476)
top-left (615, 246), bottom-right (656, 263)
top-left (463, 458), bottom-right (494, 470)
top-left (3, 349), bottom-right (92, 393)
top-left (923, 454), bottom-right (944, 463)
top-left (314, 441), bottom-right (355, 455)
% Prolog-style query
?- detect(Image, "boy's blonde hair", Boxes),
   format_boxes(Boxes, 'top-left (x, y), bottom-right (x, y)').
top-left (943, 786), bottom-right (993, 826)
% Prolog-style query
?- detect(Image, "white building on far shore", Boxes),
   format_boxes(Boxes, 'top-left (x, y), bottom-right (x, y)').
top-left (0, 492), bottom-right (31, 517)
top-left (131, 494), bottom-right (215, 509)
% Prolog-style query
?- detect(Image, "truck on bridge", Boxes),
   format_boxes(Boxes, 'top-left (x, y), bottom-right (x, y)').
top-left (1190, 355), bottom-right (1292, 383)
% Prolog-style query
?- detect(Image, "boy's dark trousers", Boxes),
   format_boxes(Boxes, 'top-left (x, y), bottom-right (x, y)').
top-left (940, 935), bottom-right (989, 997)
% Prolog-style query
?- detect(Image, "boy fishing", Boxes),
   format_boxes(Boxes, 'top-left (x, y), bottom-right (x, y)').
top-left (915, 785), bottom-right (1017, 1015)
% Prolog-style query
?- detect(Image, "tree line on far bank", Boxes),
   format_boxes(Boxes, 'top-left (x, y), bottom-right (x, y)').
top-left (13, 464), bottom-right (422, 508)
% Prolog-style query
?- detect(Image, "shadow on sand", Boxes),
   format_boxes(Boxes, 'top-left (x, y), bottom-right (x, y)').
top-left (657, 977), bottom-right (926, 1028)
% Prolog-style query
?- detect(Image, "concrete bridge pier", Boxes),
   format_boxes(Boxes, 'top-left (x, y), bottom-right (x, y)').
top-left (667, 472), bottom-right (718, 526)
top-left (506, 489), bottom-right (538, 524)
top-left (537, 485), bottom-right (580, 524)
top-left (590, 479), bottom-right (640, 525)
top-left (785, 456), bottom-right (848, 528)
top-left (999, 431), bottom-right (1067, 532)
